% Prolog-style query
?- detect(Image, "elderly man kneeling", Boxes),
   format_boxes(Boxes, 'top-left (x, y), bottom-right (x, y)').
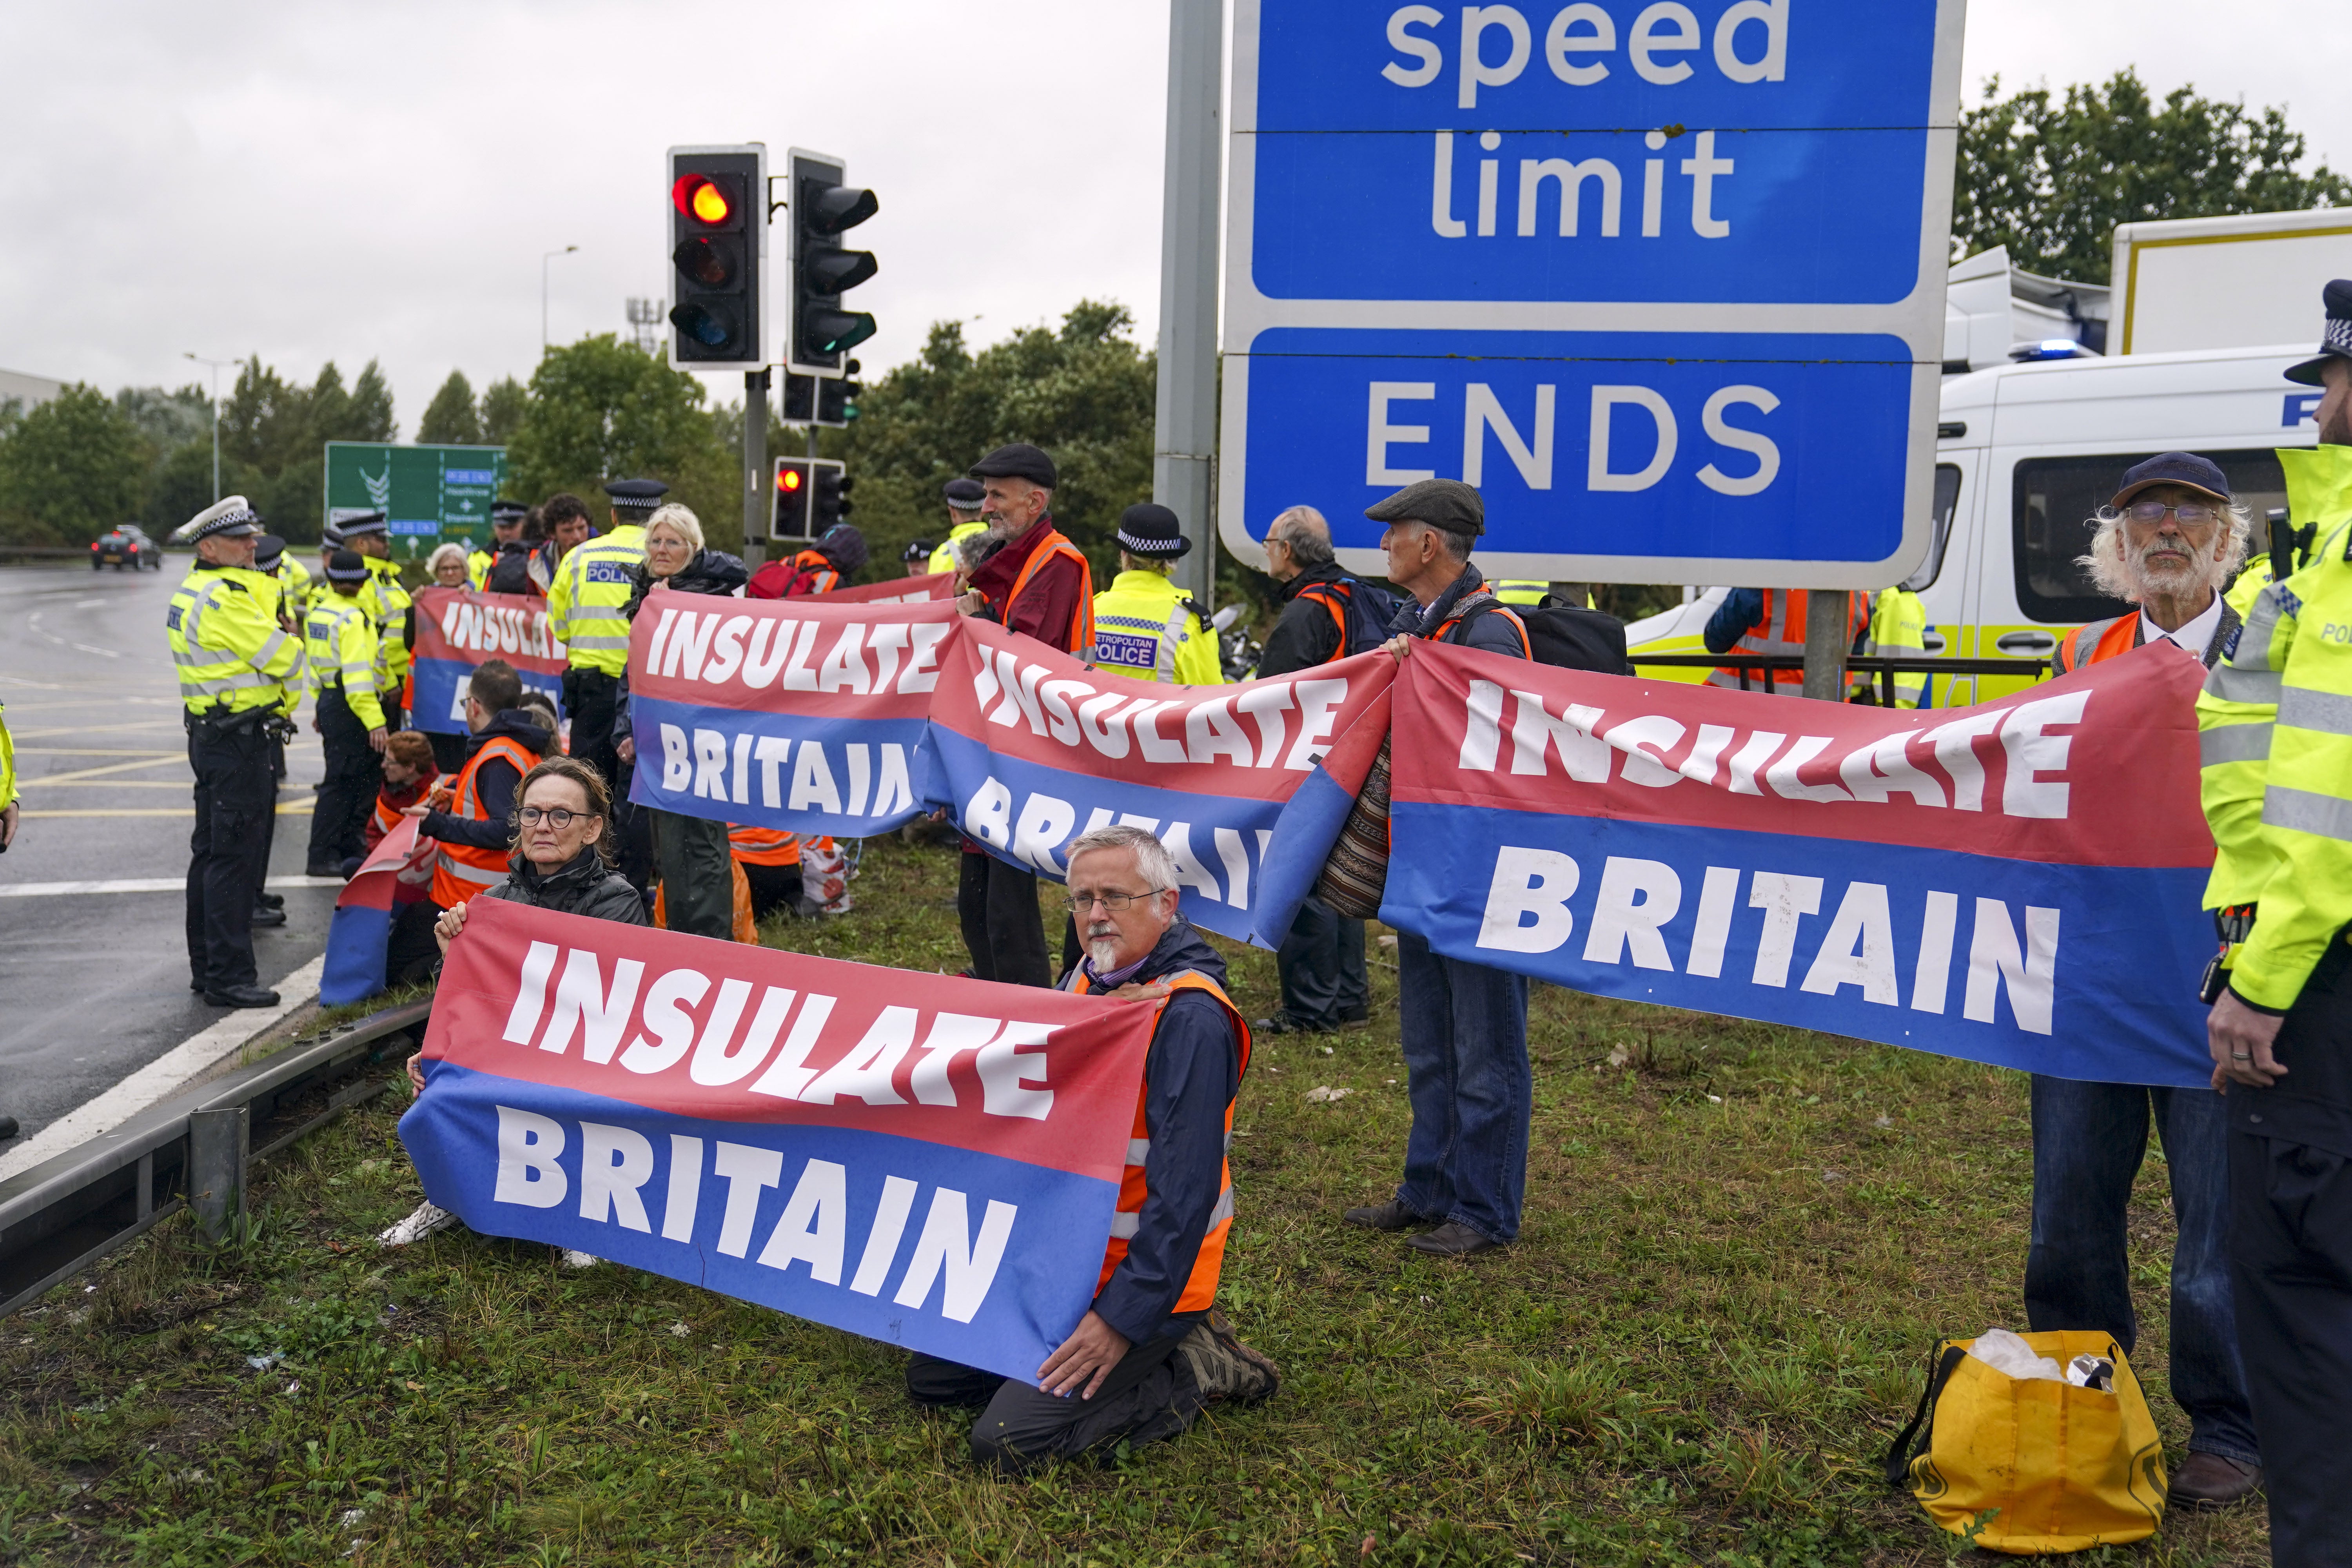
top-left (905, 824), bottom-right (1279, 1470)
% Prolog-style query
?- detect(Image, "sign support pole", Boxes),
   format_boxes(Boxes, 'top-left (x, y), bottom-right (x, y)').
top-left (1153, 0), bottom-right (1224, 608)
top-left (743, 370), bottom-right (770, 568)
top-left (1802, 590), bottom-right (1853, 701)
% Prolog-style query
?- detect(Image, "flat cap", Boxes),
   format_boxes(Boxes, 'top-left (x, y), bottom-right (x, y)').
top-left (1116, 502), bottom-right (1190, 557)
top-left (172, 495), bottom-right (262, 544)
top-left (325, 549), bottom-right (370, 583)
top-left (2285, 279), bottom-right (2352, 386)
top-left (338, 510), bottom-right (389, 537)
top-left (1365, 477), bottom-right (1483, 537)
top-left (603, 478), bottom-right (670, 510)
top-left (942, 476), bottom-right (986, 509)
top-left (969, 444), bottom-right (1057, 489)
top-left (2112, 451), bottom-right (2232, 508)
top-left (491, 499), bottom-right (528, 523)
top-left (250, 533), bottom-right (286, 571)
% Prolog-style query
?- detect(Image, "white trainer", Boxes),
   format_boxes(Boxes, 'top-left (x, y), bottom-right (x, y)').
top-left (377, 1201), bottom-right (459, 1248)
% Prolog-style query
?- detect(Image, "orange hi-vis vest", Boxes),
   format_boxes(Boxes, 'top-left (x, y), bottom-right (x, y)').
top-left (2054, 614), bottom-right (2140, 673)
top-left (787, 548), bottom-right (839, 597)
top-left (1060, 964), bottom-right (1252, 1314)
top-left (1708, 589), bottom-right (1870, 693)
top-left (429, 734), bottom-right (540, 907)
top-left (728, 823), bottom-right (801, 866)
top-left (1009, 524), bottom-right (1095, 658)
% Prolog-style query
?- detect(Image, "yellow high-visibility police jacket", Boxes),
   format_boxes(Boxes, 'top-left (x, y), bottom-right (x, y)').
top-left (303, 593), bottom-right (386, 731)
top-left (1090, 568), bottom-right (1223, 685)
top-left (927, 520), bottom-right (987, 577)
top-left (167, 563), bottom-right (305, 716)
top-left (547, 523), bottom-right (648, 676)
top-left (358, 555), bottom-right (412, 696)
top-left (1864, 586), bottom-right (1931, 708)
top-left (467, 547), bottom-right (494, 590)
top-left (0, 699), bottom-right (16, 815)
top-left (2197, 442), bottom-right (2352, 1009)
top-left (274, 554), bottom-right (312, 613)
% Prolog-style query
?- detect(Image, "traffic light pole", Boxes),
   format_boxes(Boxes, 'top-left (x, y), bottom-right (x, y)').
top-left (1153, 0), bottom-right (1223, 610)
top-left (743, 369), bottom-right (770, 568)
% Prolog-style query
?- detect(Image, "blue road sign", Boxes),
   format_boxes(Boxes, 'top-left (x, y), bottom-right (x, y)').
top-left (1220, 0), bottom-right (1965, 590)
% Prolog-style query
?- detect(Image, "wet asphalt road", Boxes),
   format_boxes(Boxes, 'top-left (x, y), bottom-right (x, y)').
top-left (0, 562), bottom-right (341, 1146)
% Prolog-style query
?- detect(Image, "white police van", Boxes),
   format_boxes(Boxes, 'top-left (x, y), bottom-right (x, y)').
top-left (1626, 341), bottom-right (2319, 704)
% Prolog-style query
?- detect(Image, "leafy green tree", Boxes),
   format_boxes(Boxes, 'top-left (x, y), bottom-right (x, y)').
top-left (506, 336), bottom-right (737, 553)
top-left (833, 303), bottom-right (1157, 582)
top-left (212, 357), bottom-right (398, 541)
top-left (416, 372), bottom-right (484, 445)
top-left (479, 377), bottom-right (528, 445)
top-left (0, 385), bottom-right (144, 545)
top-left (1956, 69), bottom-right (2352, 281)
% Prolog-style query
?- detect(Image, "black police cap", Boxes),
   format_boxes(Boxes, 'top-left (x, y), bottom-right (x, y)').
top-left (1116, 502), bottom-right (1190, 557)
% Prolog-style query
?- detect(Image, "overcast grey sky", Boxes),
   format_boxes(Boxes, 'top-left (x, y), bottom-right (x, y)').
top-left (4, 0), bottom-right (2347, 428)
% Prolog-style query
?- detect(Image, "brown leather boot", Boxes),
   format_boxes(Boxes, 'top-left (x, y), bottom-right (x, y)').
top-left (1342, 1198), bottom-right (1429, 1231)
top-left (1177, 1308), bottom-right (1280, 1406)
top-left (2167, 1453), bottom-right (2261, 1508)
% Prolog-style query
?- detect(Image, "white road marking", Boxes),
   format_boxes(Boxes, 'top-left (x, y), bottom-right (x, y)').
top-left (0, 955), bottom-right (330, 1183)
top-left (21, 802), bottom-right (316, 817)
top-left (25, 613), bottom-right (121, 660)
top-left (0, 876), bottom-right (344, 898)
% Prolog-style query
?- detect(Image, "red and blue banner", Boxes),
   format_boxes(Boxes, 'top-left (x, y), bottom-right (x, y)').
top-left (411, 587), bottom-right (568, 735)
top-left (319, 818), bottom-right (437, 1005)
top-left (625, 588), bottom-right (954, 839)
top-left (924, 619), bottom-right (1396, 943)
top-left (1379, 640), bottom-right (2219, 1087)
top-left (399, 897), bottom-right (1155, 1382)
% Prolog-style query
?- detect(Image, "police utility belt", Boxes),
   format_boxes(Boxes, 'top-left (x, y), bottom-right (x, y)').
top-left (187, 704), bottom-right (294, 744)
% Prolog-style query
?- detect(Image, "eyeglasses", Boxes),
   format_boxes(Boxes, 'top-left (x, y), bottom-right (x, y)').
top-left (1064, 888), bottom-right (1164, 915)
top-left (517, 806), bottom-right (596, 828)
top-left (2121, 500), bottom-right (2223, 528)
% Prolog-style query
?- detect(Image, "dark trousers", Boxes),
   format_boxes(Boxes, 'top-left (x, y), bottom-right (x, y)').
top-left (255, 734), bottom-right (284, 904)
top-left (2229, 946), bottom-right (2352, 1564)
top-left (386, 899), bottom-right (445, 990)
top-left (2025, 1077), bottom-right (2258, 1463)
top-left (906, 1320), bottom-right (1203, 1473)
top-left (1276, 895), bottom-right (1369, 1028)
top-left (307, 688), bottom-right (382, 871)
top-left (563, 667), bottom-right (623, 797)
top-left (184, 719), bottom-right (273, 991)
top-left (741, 859), bottom-right (799, 921)
top-left (1394, 929), bottom-right (1532, 1243)
top-left (957, 851), bottom-right (1051, 988)
top-left (652, 809), bottom-right (733, 939)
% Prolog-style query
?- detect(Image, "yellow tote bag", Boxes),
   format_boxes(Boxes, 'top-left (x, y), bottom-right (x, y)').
top-left (1882, 1330), bottom-right (2168, 1554)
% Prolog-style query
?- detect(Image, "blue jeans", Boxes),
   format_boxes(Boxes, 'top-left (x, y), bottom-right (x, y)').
top-left (1394, 930), bottom-right (1531, 1243)
top-left (2027, 1075), bottom-right (2259, 1465)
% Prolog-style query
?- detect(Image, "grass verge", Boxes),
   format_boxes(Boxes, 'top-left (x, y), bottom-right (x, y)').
top-left (0, 835), bottom-right (2268, 1564)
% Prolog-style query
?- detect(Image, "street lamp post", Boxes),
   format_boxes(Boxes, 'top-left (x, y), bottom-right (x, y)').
top-left (543, 246), bottom-right (580, 350)
top-left (182, 352), bottom-right (238, 504)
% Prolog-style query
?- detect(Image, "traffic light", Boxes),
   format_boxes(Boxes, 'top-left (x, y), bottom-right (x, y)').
top-left (780, 359), bottom-right (862, 428)
top-left (787, 148), bottom-right (878, 375)
top-left (812, 465), bottom-right (854, 534)
top-left (666, 144), bottom-right (766, 368)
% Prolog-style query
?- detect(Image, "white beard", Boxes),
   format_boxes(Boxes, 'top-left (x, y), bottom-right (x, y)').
top-left (1087, 929), bottom-right (1122, 969)
top-left (2130, 539), bottom-right (2212, 600)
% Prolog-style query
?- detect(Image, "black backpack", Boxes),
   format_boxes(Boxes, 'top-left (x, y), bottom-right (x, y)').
top-left (1455, 593), bottom-right (1633, 675)
top-left (1297, 575), bottom-right (1404, 658)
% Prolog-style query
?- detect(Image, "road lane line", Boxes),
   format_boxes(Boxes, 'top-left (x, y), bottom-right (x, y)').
top-left (0, 955), bottom-right (330, 1183)
top-left (22, 803), bottom-right (317, 817)
top-left (0, 876), bottom-right (345, 898)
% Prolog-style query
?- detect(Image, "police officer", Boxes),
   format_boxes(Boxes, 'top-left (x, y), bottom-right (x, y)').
top-left (1089, 504), bottom-right (1221, 685)
top-left (547, 478), bottom-right (661, 795)
top-left (245, 534), bottom-right (303, 924)
top-left (310, 522), bottom-right (343, 613)
top-left (168, 497), bottom-right (306, 1007)
top-left (2198, 279), bottom-right (2352, 1561)
top-left (302, 551), bottom-right (388, 876)
top-left (338, 511), bottom-right (412, 731)
top-left (927, 477), bottom-right (990, 575)
top-left (469, 500), bottom-right (527, 588)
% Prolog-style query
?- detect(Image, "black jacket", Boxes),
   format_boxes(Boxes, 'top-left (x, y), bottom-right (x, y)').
top-left (1065, 918), bottom-right (1244, 1347)
top-left (1258, 561), bottom-right (1355, 678)
top-left (1390, 563), bottom-right (1528, 659)
top-left (616, 550), bottom-right (748, 733)
top-left (479, 847), bottom-right (650, 925)
top-left (421, 708), bottom-right (552, 850)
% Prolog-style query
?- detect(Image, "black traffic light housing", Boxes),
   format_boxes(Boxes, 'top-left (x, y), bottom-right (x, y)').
top-left (781, 359), bottom-right (862, 429)
top-left (666, 144), bottom-right (766, 368)
top-left (812, 465), bottom-right (854, 534)
top-left (787, 147), bottom-right (878, 376)
top-left (774, 457), bottom-right (849, 541)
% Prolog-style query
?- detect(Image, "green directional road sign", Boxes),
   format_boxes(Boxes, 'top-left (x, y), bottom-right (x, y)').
top-left (323, 442), bottom-right (508, 561)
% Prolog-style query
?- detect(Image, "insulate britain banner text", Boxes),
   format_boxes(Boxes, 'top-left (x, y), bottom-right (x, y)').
top-left (1383, 641), bottom-right (2219, 1088)
top-left (410, 587), bottom-right (568, 735)
top-left (625, 587), bottom-right (955, 838)
top-left (925, 619), bottom-right (1396, 944)
top-left (399, 897), bottom-right (1156, 1382)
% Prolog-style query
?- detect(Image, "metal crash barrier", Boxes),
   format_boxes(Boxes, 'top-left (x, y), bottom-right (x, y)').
top-left (0, 999), bottom-right (431, 1317)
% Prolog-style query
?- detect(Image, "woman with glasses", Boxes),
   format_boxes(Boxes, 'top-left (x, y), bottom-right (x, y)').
top-left (380, 754), bottom-right (646, 1255)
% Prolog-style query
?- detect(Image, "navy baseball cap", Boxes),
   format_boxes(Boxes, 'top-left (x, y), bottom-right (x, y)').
top-left (2111, 452), bottom-right (2231, 510)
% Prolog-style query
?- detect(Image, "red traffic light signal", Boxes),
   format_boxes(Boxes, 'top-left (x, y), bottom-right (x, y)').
top-left (666, 145), bottom-right (764, 369)
top-left (671, 174), bottom-right (738, 226)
